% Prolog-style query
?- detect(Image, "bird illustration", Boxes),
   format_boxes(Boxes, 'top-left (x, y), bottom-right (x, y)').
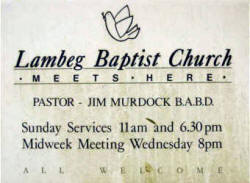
top-left (102, 5), bottom-right (140, 42)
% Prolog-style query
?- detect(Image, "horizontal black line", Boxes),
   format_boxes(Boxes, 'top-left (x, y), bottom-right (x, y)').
top-left (14, 81), bottom-right (232, 85)
top-left (14, 67), bottom-right (232, 71)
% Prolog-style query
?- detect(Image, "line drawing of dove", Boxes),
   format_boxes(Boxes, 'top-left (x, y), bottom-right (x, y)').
top-left (102, 5), bottom-right (141, 42)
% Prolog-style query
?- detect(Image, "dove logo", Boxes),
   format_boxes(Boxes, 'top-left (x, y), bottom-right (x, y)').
top-left (102, 5), bottom-right (140, 42)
